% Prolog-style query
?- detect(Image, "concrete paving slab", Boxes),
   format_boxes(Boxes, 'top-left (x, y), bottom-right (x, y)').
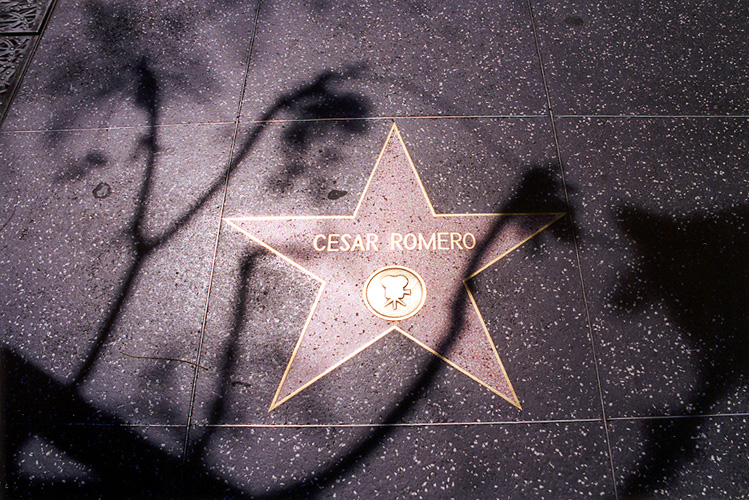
top-left (192, 118), bottom-right (599, 426)
top-left (5, 422), bottom-right (184, 499)
top-left (1, 0), bottom-right (747, 498)
top-left (2, 0), bottom-right (258, 130)
top-left (1, 123), bottom-right (234, 426)
top-left (240, 0), bottom-right (548, 119)
top-left (533, 0), bottom-right (749, 115)
top-left (557, 117), bottom-right (749, 419)
top-left (186, 421), bottom-right (614, 499)
top-left (610, 416), bottom-right (749, 498)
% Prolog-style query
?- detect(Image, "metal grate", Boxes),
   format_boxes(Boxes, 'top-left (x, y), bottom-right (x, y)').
top-left (0, 0), bottom-right (55, 125)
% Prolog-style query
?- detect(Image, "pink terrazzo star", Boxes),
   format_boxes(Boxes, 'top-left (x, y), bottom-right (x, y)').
top-left (226, 124), bottom-right (563, 410)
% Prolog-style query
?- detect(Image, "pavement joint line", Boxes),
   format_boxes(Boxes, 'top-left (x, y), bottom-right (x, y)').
top-left (5, 420), bottom-right (600, 428)
top-left (8, 414), bottom-right (747, 429)
top-left (0, 116), bottom-right (546, 134)
top-left (119, 350), bottom-right (208, 370)
top-left (4, 115), bottom-right (747, 135)
top-left (0, 121), bottom-right (238, 134)
top-left (549, 140), bottom-right (620, 493)
top-left (181, 0), bottom-right (265, 469)
top-left (609, 413), bottom-right (749, 421)
top-left (6, 423), bottom-right (187, 427)
top-left (526, 1), bottom-right (620, 498)
top-left (198, 419), bottom-right (603, 428)
top-left (239, 115), bottom-right (549, 122)
top-left (557, 114), bottom-right (749, 119)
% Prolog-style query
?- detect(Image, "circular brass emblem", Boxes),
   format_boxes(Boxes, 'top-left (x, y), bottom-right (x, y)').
top-left (363, 266), bottom-right (426, 321)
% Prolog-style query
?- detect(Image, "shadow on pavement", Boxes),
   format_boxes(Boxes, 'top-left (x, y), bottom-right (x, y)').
top-left (611, 205), bottom-right (748, 499)
top-left (2, 1), bottom-right (582, 496)
top-left (4, 15), bottom-right (576, 494)
top-left (2, 139), bottom-right (574, 499)
top-left (14, 1), bottom-right (744, 497)
top-left (180, 163), bottom-right (573, 499)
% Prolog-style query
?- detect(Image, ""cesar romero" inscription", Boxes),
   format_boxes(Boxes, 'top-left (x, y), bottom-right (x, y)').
top-left (312, 232), bottom-right (477, 252)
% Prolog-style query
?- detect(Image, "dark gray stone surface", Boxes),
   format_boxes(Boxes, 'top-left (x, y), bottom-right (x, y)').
top-left (2, 0), bottom-right (258, 130)
top-left (557, 117), bottom-right (748, 419)
top-left (610, 417), bottom-right (749, 499)
top-left (185, 421), bottom-right (613, 499)
top-left (1, 123), bottom-right (234, 426)
top-left (240, 0), bottom-right (548, 120)
top-left (5, 422), bottom-right (184, 499)
top-left (533, 0), bottom-right (749, 115)
top-left (1, 0), bottom-right (747, 498)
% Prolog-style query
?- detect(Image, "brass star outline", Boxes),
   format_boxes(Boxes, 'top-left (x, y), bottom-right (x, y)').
top-left (226, 124), bottom-right (564, 411)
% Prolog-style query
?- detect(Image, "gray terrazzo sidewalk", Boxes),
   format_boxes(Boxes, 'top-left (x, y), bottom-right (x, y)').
top-left (1, 1), bottom-right (747, 499)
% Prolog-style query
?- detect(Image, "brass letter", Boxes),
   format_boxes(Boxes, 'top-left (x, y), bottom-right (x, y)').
top-left (437, 232), bottom-right (449, 250)
top-left (418, 233), bottom-right (435, 250)
top-left (366, 233), bottom-right (379, 251)
top-left (463, 232), bottom-right (476, 249)
top-left (339, 233), bottom-right (351, 252)
top-left (391, 232), bottom-right (403, 250)
top-left (351, 234), bottom-right (365, 251)
top-left (313, 234), bottom-right (326, 251)
top-left (450, 232), bottom-right (463, 250)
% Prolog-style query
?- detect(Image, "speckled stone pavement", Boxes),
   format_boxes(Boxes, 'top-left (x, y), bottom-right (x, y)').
top-left (1, 1), bottom-right (747, 499)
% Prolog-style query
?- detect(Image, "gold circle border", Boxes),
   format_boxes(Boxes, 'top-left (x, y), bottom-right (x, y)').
top-left (362, 265), bottom-right (427, 321)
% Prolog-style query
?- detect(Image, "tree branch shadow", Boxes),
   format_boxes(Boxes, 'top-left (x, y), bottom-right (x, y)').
top-left (3, 52), bottom-right (380, 499)
top-left (3, 6), bottom-right (587, 493)
top-left (181, 161), bottom-right (574, 499)
top-left (71, 62), bottom-right (372, 385)
top-left (3, 111), bottom-right (574, 498)
top-left (610, 205), bottom-right (748, 499)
